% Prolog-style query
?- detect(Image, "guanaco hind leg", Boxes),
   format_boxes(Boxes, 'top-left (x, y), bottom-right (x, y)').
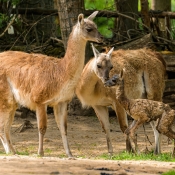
top-left (113, 102), bottom-right (133, 152)
top-left (143, 70), bottom-right (163, 154)
top-left (150, 121), bottom-right (162, 154)
top-left (0, 79), bottom-right (17, 154)
top-left (157, 110), bottom-right (175, 140)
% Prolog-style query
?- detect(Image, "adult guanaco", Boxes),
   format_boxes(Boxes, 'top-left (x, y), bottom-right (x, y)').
top-left (0, 11), bottom-right (103, 157)
top-left (76, 47), bottom-right (166, 155)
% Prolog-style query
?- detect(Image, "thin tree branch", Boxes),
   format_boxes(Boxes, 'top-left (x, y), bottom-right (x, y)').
top-left (0, 15), bottom-right (16, 38)
top-left (50, 37), bottom-right (64, 45)
top-left (23, 13), bottom-right (57, 42)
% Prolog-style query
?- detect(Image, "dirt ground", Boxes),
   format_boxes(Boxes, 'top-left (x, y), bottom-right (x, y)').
top-left (0, 114), bottom-right (175, 175)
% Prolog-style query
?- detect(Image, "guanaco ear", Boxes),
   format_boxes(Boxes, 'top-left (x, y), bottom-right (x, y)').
top-left (91, 43), bottom-right (100, 58)
top-left (87, 11), bottom-right (98, 21)
top-left (107, 47), bottom-right (114, 59)
top-left (78, 13), bottom-right (84, 25)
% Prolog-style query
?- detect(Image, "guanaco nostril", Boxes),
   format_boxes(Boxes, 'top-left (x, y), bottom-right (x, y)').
top-left (112, 78), bottom-right (117, 83)
top-left (104, 77), bottom-right (109, 81)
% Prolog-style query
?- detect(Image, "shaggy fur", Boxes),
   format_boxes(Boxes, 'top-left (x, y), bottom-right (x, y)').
top-left (105, 72), bottom-right (175, 153)
top-left (76, 48), bottom-right (166, 155)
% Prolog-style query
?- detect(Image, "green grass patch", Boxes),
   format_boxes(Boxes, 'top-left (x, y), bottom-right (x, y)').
top-left (0, 150), bottom-right (5, 154)
top-left (162, 170), bottom-right (175, 175)
top-left (99, 151), bottom-right (175, 162)
top-left (45, 148), bottom-right (52, 154)
top-left (16, 151), bottom-right (29, 156)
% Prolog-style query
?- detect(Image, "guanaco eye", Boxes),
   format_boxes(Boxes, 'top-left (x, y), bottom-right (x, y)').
top-left (86, 28), bottom-right (93, 32)
top-left (97, 64), bottom-right (102, 69)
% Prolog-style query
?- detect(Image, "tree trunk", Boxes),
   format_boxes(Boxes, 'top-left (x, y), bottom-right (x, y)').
top-left (115, 0), bottom-right (138, 41)
top-left (140, 0), bottom-right (150, 29)
top-left (56, 0), bottom-right (84, 49)
top-left (151, 0), bottom-right (171, 12)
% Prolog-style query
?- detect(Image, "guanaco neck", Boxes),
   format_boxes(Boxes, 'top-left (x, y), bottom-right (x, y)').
top-left (63, 25), bottom-right (87, 79)
top-left (117, 81), bottom-right (130, 112)
top-left (78, 59), bottom-right (101, 103)
top-left (84, 60), bottom-right (100, 92)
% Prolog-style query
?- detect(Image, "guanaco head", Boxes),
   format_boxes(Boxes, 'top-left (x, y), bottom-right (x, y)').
top-left (104, 69), bottom-right (124, 86)
top-left (104, 69), bottom-right (125, 98)
top-left (91, 43), bottom-right (114, 83)
top-left (77, 11), bottom-right (104, 43)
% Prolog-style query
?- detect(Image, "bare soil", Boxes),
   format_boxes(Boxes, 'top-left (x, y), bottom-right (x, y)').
top-left (0, 114), bottom-right (175, 175)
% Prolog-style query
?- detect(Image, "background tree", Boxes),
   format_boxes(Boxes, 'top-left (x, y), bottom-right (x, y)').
top-left (115, 0), bottom-right (138, 41)
top-left (56, 0), bottom-right (84, 49)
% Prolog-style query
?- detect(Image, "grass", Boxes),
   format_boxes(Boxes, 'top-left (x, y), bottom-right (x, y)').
top-left (162, 170), bottom-right (175, 175)
top-left (99, 151), bottom-right (175, 162)
top-left (45, 148), bottom-right (52, 155)
top-left (16, 150), bottom-right (29, 156)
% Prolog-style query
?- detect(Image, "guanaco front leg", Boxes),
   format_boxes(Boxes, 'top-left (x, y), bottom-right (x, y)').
top-left (36, 105), bottom-right (47, 156)
top-left (113, 102), bottom-right (132, 152)
top-left (93, 105), bottom-right (113, 155)
top-left (125, 120), bottom-right (144, 154)
top-left (54, 102), bottom-right (73, 158)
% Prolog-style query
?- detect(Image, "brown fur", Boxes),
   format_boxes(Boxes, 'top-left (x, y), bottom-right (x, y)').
top-left (0, 11), bottom-right (103, 157)
top-left (105, 73), bottom-right (175, 153)
top-left (76, 48), bottom-right (166, 155)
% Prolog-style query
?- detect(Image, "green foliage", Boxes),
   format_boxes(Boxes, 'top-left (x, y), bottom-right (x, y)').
top-left (1, 0), bottom-right (20, 6)
top-left (0, 0), bottom-right (21, 30)
top-left (85, 0), bottom-right (115, 38)
top-left (0, 13), bottom-right (8, 28)
top-left (85, 0), bottom-right (115, 11)
top-left (99, 151), bottom-right (175, 162)
top-left (172, 0), bottom-right (175, 11)
top-left (84, 0), bottom-right (175, 38)
top-left (162, 170), bottom-right (175, 175)
top-left (94, 17), bottom-right (115, 38)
